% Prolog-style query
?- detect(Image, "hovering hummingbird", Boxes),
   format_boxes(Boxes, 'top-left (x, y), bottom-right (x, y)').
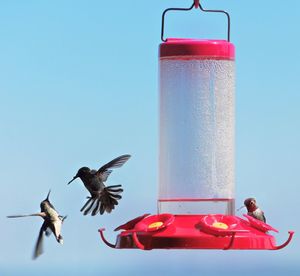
top-left (238, 197), bottom-right (266, 223)
top-left (68, 154), bottom-right (131, 216)
top-left (7, 190), bottom-right (67, 260)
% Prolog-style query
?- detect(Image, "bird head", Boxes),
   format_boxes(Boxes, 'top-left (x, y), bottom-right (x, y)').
top-left (68, 167), bottom-right (90, 184)
top-left (40, 190), bottom-right (51, 209)
top-left (243, 198), bottom-right (258, 212)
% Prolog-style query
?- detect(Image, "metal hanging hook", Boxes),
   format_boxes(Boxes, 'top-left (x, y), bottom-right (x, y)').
top-left (161, 0), bottom-right (231, 42)
top-left (161, 3), bottom-right (194, 42)
top-left (198, 1), bottom-right (231, 42)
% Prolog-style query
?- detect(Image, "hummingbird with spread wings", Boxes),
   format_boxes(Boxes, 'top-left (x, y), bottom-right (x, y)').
top-left (7, 190), bottom-right (67, 259)
top-left (68, 154), bottom-right (131, 216)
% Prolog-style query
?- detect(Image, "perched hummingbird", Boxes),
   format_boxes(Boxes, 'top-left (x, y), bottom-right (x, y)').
top-left (7, 190), bottom-right (67, 259)
top-left (239, 197), bottom-right (266, 223)
top-left (68, 154), bottom-right (131, 216)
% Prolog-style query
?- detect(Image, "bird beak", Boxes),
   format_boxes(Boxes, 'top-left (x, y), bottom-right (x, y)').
top-left (236, 205), bottom-right (246, 212)
top-left (68, 176), bottom-right (78, 185)
top-left (46, 189), bottom-right (51, 200)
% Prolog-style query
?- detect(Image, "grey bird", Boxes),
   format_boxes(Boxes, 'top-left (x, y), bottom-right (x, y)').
top-left (238, 197), bottom-right (266, 223)
top-left (68, 154), bottom-right (131, 216)
top-left (7, 190), bottom-right (66, 259)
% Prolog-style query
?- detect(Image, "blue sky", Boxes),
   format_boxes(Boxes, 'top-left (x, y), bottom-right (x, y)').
top-left (0, 0), bottom-right (299, 275)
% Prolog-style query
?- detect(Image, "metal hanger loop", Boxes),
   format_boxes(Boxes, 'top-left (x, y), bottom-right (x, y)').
top-left (161, 1), bottom-right (231, 42)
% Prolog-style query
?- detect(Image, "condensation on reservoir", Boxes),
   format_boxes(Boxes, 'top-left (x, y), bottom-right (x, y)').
top-left (158, 39), bottom-right (235, 215)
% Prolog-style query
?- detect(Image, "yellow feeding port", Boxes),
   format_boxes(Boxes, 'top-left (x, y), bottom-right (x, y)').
top-left (148, 221), bottom-right (164, 229)
top-left (212, 222), bottom-right (228, 229)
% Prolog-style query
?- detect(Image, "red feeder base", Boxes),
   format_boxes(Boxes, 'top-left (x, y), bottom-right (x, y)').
top-left (99, 214), bottom-right (294, 250)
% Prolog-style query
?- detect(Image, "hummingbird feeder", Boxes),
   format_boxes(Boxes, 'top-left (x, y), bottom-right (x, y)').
top-left (99, 0), bottom-right (294, 250)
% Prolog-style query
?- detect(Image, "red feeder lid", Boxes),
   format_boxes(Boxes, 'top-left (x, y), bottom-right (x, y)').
top-left (159, 38), bottom-right (235, 60)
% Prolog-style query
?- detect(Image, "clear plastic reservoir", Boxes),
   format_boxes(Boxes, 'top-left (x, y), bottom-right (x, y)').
top-left (158, 39), bottom-right (235, 215)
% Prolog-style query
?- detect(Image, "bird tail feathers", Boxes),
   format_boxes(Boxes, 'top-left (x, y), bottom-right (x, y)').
top-left (80, 185), bottom-right (123, 216)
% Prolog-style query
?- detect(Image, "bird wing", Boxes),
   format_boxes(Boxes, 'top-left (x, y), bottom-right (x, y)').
top-left (33, 221), bottom-right (48, 260)
top-left (96, 154), bottom-right (131, 181)
top-left (100, 170), bottom-right (113, 182)
top-left (7, 212), bottom-right (46, 218)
